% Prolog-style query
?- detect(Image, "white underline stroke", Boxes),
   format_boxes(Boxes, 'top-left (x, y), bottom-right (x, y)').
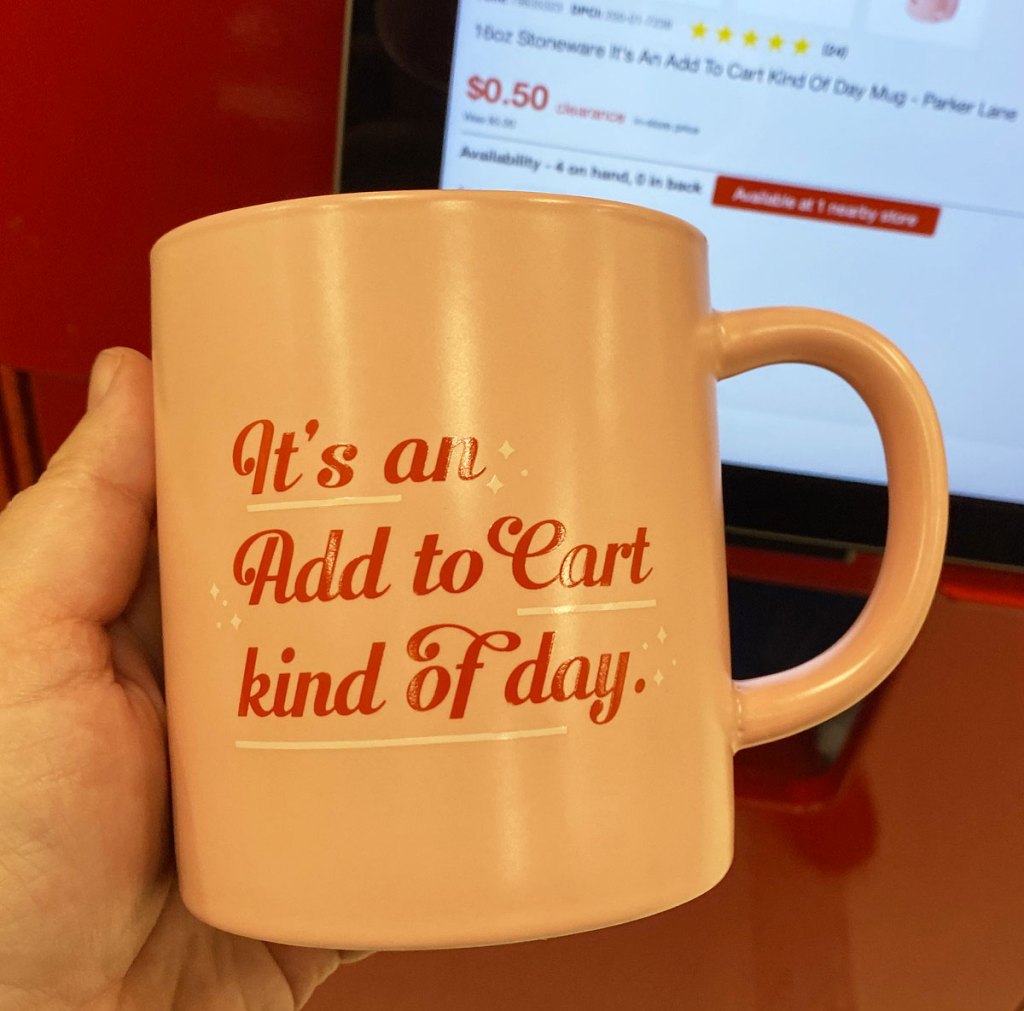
top-left (246, 494), bottom-right (403, 513)
top-left (235, 726), bottom-right (568, 750)
top-left (517, 599), bottom-right (658, 617)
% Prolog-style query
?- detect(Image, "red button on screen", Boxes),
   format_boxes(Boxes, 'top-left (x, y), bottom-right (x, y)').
top-left (713, 175), bottom-right (940, 236)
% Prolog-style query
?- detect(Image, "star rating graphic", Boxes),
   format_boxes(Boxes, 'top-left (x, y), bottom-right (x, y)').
top-left (690, 22), bottom-right (812, 55)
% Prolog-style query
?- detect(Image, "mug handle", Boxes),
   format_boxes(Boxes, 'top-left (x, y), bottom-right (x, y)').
top-left (713, 308), bottom-right (948, 751)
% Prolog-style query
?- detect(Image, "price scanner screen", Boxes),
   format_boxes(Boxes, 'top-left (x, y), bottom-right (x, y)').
top-left (436, 0), bottom-right (1024, 511)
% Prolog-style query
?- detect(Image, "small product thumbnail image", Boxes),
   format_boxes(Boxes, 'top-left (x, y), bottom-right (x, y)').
top-left (907, 0), bottom-right (960, 22)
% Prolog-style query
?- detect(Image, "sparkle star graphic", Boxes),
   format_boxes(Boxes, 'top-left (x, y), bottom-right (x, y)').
top-left (692, 21), bottom-right (707, 39)
top-left (743, 30), bottom-right (758, 47)
top-left (487, 474), bottom-right (504, 494)
top-left (768, 33), bottom-right (785, 51)
top-left (498, 440), bottom-right (515, 459)
top-left (794, 37), bottom-right (810, 54)
top-left (717, 25), bottom-right (733, 43)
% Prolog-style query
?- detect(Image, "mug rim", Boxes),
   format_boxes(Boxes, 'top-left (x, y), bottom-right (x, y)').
top-left (151, 189), bottom-right (707, 256)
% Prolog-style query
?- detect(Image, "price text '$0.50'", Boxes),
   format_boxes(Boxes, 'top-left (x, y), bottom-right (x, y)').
top-left (466, 76), bottom-right (550, 110)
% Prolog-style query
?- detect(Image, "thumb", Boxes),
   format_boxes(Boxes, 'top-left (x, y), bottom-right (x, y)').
top-left (0, 348), bottom-right (155, 630)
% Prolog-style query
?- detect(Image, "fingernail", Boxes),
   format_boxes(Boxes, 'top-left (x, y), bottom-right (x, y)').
top-left (87, 349), bottom-right (123, 410)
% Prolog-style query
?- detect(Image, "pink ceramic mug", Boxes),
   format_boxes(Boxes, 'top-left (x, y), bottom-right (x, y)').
top-left (907, 0), bottom-right (960, 22)
top-left (151, 192), bottom-right (947, 949)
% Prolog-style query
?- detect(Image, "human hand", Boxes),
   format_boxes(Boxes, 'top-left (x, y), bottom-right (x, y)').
top-left (0, 349), bottom-right (363, 1011)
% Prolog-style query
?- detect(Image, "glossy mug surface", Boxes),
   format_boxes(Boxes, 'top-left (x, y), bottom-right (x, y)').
top-left (151, 192), bottom-right (947, 949)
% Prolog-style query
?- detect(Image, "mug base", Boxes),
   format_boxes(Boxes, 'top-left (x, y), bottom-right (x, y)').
top-left (180, 854), bottom-right (733, 951)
